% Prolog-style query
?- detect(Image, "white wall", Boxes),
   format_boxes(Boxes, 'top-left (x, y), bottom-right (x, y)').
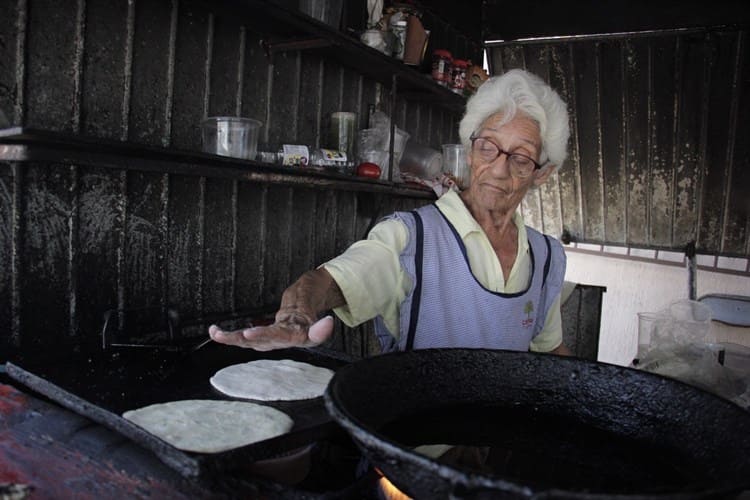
top-left (564, 249), bottom-right (750, 366)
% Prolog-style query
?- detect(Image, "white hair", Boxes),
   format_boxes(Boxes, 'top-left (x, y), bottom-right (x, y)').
top-left (458, 69), bottom-right (570, 169)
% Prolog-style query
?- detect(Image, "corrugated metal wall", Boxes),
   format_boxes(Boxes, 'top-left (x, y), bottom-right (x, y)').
top-left (0, 0), bottom-right (461, 358)
top-left (488, 27), bottom-right (750, 258)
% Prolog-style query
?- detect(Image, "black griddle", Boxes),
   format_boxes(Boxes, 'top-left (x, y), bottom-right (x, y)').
top-left (6, 342), bottom-right (353, 479)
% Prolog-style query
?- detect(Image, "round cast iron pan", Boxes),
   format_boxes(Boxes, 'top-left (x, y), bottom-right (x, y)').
top-left (324, 349), bottom-right (750, 499)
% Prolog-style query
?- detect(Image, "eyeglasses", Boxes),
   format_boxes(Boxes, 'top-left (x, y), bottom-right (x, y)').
top-left (469, 134), bottom-right (545, 178)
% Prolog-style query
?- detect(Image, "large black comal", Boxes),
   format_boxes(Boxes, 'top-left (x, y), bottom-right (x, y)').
top-left (325, 348), bottom-right (750, 499)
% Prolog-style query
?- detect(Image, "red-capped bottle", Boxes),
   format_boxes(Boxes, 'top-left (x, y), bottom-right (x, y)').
top-left (431, 49), bottom-right (452, 87)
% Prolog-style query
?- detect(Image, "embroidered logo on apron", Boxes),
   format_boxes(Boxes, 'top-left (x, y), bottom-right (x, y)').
top-left (522, 300), bottom-right (535, 327)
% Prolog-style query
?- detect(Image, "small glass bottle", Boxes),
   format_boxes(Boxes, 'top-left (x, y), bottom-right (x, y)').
top-left (450, 59), bottom-right (469, 95)
top-left (432, 49), bottom-right (452, 86)
top-left (310, 148), bottom-right (349, 173)
top-left (391, 20), bottom-right (407, 60)
top-left (276, 144), bottom-right (310, 166)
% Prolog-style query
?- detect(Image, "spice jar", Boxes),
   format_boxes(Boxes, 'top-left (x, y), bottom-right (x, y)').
top-left (391, 20), bottom-right (407, 60)
top-left (450, 59), bottom-right (469, 94)
top-left (431, 49), bottom-right (452, 86)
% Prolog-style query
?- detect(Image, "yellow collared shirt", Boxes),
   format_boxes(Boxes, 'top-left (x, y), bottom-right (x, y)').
top-left (323, 190), bottom-right (563, 352)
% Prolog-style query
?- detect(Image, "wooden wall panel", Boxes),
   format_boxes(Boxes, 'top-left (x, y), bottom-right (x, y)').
top-left (203, 178), bottom-right (235, 313)
top-left (19, 164), bottom-right (74, 351)
top-left (235, 182), bottom-right (267, 309)
top-left (298, 55), bottom-right (323, 148)
top-left (289, 188), bottom-right (317, 284)
top-left (80, 0), bottom-right (130, 139)
top-left (700, 31), bottom-right (739, 254)
top-left (208, 17), bottom-right (243, 118)
top-left (0, 164), bottom-right (15, 350)
top-left (623, 38), bottom-right (650, 246)
top-left (648, 37), bottom-right (678, 247)
top-left (549, 44), bottom-right (583, 241)
top-left (170, 1), bottom-right (210, 150)
top-left (75, 167), bottom-right (122, 344)
top-left (240, 30), bottom-right (271, 145)
top-left (128, 0), bottom-right (175, 146)
top-left (25, 0), bottom-right (82, 132)
top-left (572, 42), bottom-right (604, 242)
top-left (166, 175), bottom-right (203, 318)
top-left (313, 189), bottom-right (338, 266)
top-left (263, 185), bottom-right (293, 304)
top-left (268, 51), bottom-right (300, 146)
top-left (124, 171), bottom-right (166, 313)
top-left (599, 40), bottom-right (626, 244)
top-left (673, 33), bottom-right (708, 248)
top-left (0, 0), bottom-right (20, 124)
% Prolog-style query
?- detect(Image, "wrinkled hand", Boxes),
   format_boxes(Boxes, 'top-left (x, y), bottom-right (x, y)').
top-left (208, 314), bottom-right (334, 352)
top-left (208, 268), bottom-right (343, 352)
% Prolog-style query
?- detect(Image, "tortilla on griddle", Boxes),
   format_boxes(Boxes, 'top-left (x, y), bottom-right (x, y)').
top-left (210, 359), bottom-right (334, 401)
top-left (123, 399), bottom-right (293, 453)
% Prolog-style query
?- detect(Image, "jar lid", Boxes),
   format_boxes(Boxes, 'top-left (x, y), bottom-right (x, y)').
top-left (433, 49), bottom-right (452, 58)
top-left (452, 59), bottom-right (469, 67)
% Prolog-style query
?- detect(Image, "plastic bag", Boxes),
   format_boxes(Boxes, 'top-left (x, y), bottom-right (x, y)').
top-left (636, 300), bottom-right (749, 409)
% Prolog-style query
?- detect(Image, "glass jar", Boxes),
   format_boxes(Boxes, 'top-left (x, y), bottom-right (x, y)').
top-left (431, 49), bottom-right (452, 86)
top-left (450, 59), bottom-right (469, 94)
top-left (391, 20), bottom-right (407, 60)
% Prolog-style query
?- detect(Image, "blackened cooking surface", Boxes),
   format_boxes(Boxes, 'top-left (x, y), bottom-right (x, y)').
top-left (6, 343), bottom-right (350, 478)
top-left (325, 348), bottom-right (750, 499)
top-left (380, 405), bottom-right (702, 494)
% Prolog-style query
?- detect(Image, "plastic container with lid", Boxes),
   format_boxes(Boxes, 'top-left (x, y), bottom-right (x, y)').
top-left (201, 116), bottom-right (262, 160)
top-left (432, 49), bottom-right (452, 86)
top-left (450, 59), bottom-right (469, 94)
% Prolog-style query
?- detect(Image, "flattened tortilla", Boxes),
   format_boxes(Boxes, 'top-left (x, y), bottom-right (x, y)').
top-left (210, 359), bottom-right (334, 401)
top-left (123, 399), bottom-right (293, 453)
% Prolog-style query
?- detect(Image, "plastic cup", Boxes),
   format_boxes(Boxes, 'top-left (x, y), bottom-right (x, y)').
top-left (636, 312), bottom-right (663, 361)
top-left (356, 128), bottom-right (389, 179)
top-left (399, 140), bottom-right (442, 180)
top-left (441, 144), bottom-right (469, 189)
top-left (392, 128), bottom-right (410, 166)
top-left (201, 117), bottom-right (262, 160)
top-left (329, 112), bottom-right (357, 161)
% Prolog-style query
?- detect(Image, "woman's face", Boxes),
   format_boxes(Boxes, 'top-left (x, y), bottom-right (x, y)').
top-left (466, 112), bottom-right (553, 215)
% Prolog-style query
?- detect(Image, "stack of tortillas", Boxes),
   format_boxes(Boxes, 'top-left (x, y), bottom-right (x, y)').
top-left (122, 399), bottom-right (293, 453)
top-left (210, 359), bottom-right (335, 401)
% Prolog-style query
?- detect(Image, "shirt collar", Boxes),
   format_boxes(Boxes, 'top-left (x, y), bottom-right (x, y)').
top-left (435, 190), bottom-right (529, 252)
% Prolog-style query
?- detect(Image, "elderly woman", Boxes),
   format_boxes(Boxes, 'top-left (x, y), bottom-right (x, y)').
top-left (210, 68), bottom-right (572, 356)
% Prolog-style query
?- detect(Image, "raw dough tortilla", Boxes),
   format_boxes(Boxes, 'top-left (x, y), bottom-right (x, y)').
top-left (122, 399), bottom-right (294, 453)
top-left (210, 359), bottom-right (335, 401)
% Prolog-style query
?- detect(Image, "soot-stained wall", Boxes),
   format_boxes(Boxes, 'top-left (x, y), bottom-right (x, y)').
top-left (0, 0), bottom-right (461, 358)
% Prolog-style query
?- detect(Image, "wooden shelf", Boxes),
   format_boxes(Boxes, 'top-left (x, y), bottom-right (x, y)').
top-left (0, 128), bottom-right (435, 199)
top-left (208, 0), bottom-right (467, 112)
